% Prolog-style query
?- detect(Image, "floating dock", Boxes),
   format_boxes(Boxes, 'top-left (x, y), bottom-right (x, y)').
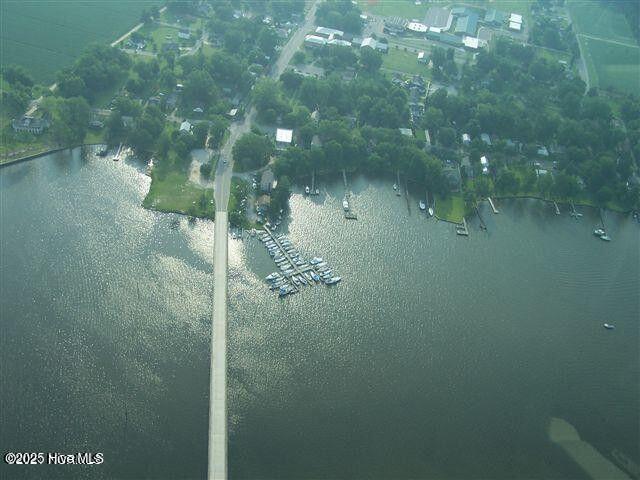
top-left (487, 197), bottom-right (499, 214)
top-left (456, 218), bottom-right (469, 236)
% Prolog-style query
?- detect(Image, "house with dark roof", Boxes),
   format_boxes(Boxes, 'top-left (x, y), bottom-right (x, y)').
top-left (12, 115), bottom-right (50, 134)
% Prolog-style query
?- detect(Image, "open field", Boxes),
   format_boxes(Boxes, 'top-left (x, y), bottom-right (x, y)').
top-left (568, 0), bottom-right (640, 94)
top-left (358, 0), bottom-right (531, 24)
top-left (580, 37), bottom-right (640, 94)
top-left (0, 1), bottom-right (160, 83)
top-left (382, 46), bottom-right (430, 76)
top-left (358, 0), bottom-right (427, 19)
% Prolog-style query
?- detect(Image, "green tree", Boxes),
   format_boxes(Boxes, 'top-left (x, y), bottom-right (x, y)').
top-left (232, 133), bottom-right (273, 170)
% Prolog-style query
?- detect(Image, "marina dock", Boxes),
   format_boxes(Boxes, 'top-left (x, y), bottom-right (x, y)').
top-left (259, 226), bottom-right (341, 295)
top-left (395, 171), bottom-right (401, 196)
top-left (487, 197), bottom-right (499, 214)
top-left (456, 218), bottom-right (469, 236)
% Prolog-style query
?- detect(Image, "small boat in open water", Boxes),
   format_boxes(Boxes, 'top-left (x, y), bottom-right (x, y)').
top-left (593, 228), bottom-right (605, 237)
top-left (603, 323), bottom-right (615, 330)
top-left (393, 183), bottom-right (398, 191)
top-left (600, 235), bottom-right (611, 241)
top-left (342, 198), bottom-right (349, 211)
top-left (305, 186), bottom-right (310, 194)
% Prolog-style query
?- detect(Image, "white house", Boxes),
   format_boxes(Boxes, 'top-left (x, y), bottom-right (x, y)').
top-left (508, 21), bottom-right (522, 31)
top-left (304, 34), bottom-right (327, 48)
top-left (509, 13), bottom-right (523, 24)
top-left (462, 133), bottom-right (471, 145)
top-left (276, 128), bottom-right (293, 149)
top-left (315, 26), bottom-right (344, 38)
top-left (480, 155), bottom-right (489, 174)
top-left (418, 51), bottom-right (426, 63)
top-left (179, 120), bottom-right (192, 133)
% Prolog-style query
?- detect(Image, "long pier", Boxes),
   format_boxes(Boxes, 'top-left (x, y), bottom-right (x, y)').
top-left (342, 170), bottom-right (357, 219)
top-left (396, 171), bottom-right (401, 196)
top-left (487, 197), bottom-right (499, 214)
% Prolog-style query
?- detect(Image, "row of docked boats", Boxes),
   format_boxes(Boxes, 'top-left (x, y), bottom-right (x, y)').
top-left (258, 230), bottom-right (342, 297)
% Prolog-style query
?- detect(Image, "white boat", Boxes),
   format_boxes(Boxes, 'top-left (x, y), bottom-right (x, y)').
top-left (305, 186), bottom-right (310, 194)
top-left (326, 276), bottom-right (342, 285)
top-left (593, 228), bottom-right (605, 237)
top-left (600, 235), bottom-right (611, 241)
top-left (315, 189), bottom-right (320, 195)
top-left (603, 323), bottom-right (615, 330)
top-left (428, 207), bottom-right (434, 217)
top-left (342, 198), bottom-right (349, 211)
top-left (419, 201), bottom-right (426, 211)
top-left (310, 257), bottom-right (323, 265)
top-left (265, 272), bottom-right (280, 281)
top-left (393, 183), bottom-right (398, 191)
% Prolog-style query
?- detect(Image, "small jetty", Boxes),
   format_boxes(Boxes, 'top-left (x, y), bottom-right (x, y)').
top-left (487, 197), bottom-right (499, 214)
top-left (310, 170), bottom-right (319, 195)
top-left (113, 143), bottom-right (124, 161)
top-left (553, 201), bottom-right (561, 215)
top-left (476, 205), bottom-right (488, 231)
top-left (456, 218), bottom-right (469, 236)
top-left (342, 170), bottom-right (357, 220)
top-left (258, 226), bottom-right (341, 297)
top-left (569, 202), bottom-right (583, 218)
top-left (404, 178), bottom-right (411, 213)
top-left (395, 171), bottom-right (401, 196)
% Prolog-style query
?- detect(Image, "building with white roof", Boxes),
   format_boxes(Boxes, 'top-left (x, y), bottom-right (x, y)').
top-left (463, 36), bottom-right (480, 49)
top-left (462, 133), bottom-right (471, 145)
top-left (327, 38), bottom-right (352, 47)
top-left (304, 35), bottom-right (327, 47)
top-left (509, 13), bottom-right (523, 24)
top-left (508, 21), bottom-right (522, 31)
top-left (315, 26), bottom-right (344, 38)
top-left (480, 155), bottom-right (489, 174)
top-left (276, 128), bottom-right (293, 149)
top-left (418, 51), bottom-right (426, 63)
top-left (179, 120), bottom-right (192, 133)
top-left (407, 22), bottom-right (428, 32)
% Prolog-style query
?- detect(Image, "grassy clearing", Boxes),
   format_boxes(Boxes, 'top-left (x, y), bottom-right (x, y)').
top-left (0, 1), bottom-right (161, 83)
top-left (435, 193), bottom-right (465, 223)
top-left (143, 156), bottom-right (214, 218)
top-left (382, 47), bottom-right (430, 76)
top-left (568, 0), bottom-right (637, 45)
top-left (580, 37), bottom-right (640, 94)
top-left (567, 0), bottom-right (639, 94)
top-left (357, 0), bottom-right (427, 19)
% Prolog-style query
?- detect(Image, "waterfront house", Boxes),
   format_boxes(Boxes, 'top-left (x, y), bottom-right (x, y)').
top-left (11, 115), bottom-right (49, 134)
top-left (462, 133), bottom-right (471, 145)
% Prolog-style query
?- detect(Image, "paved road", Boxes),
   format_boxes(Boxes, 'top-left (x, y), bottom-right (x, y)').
top-left (207, 2), bottom-right (318, 479)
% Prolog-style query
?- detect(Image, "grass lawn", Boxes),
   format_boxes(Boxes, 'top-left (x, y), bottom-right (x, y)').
top-left (382, 47), bottom-right (431, 76)
top-left (357, 0), bottom-right (427, 19)
top-left (435, 193), bottom-right (465, 223)
top-left (143, 163), bottom-right (214, 218)
top-left (580, 37), bottom-right (640, 94)
top-left (568, 0), bottom-right (637, 45)
top-left (567, 0), bottom-right (639, 94)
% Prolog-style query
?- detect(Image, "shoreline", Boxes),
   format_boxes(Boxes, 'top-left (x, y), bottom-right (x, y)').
top-left (0, 143), bottom-right (106, 168)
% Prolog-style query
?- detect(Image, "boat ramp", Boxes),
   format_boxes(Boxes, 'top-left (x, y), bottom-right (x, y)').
top-left (487, 197), bottom-right (499, 214)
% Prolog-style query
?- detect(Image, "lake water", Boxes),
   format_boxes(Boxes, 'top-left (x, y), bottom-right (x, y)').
top-left (1, 147), bottom-right (638, 479)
